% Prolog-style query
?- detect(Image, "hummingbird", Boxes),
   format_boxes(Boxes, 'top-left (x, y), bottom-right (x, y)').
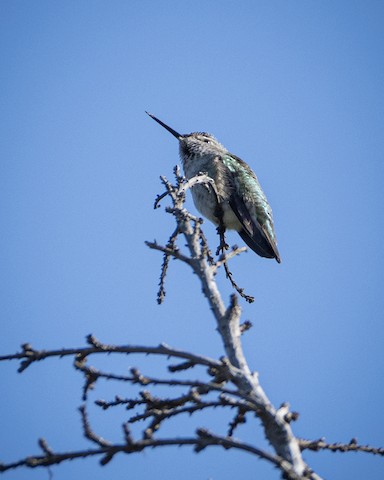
top-left (146, 112), bottom-right (281, 263)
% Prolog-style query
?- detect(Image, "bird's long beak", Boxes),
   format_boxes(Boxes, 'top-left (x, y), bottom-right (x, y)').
top-left (146, 112), bottom-right (182, 140)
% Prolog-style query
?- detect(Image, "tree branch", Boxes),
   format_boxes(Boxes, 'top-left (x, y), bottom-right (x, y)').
top-left (149, 171), bottom-right (312, 477)
top-left (0, 170), bottom-right (382, 479)
top-left (299, 438), bottom-right (384, 456)
top-left (0, 431), bottom-right (311, 480)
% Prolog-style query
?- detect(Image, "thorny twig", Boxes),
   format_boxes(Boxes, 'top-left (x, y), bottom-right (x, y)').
top-left (299, 438), bottom-right (384, 456)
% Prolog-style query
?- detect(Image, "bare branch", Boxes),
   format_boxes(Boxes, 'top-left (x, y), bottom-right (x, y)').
top-left (1, 171), bottom-right (381, 480)
top-left (79, 405), bottom-right (111, 447)
top-left (0, 337), bottom-right (223, 373)
top-left (213, 246), bottom-right (247, 270)
top-left (0, 431), bottom-right (314, 479)
top-left (299, 438), bottom-right (384, 456)
top-left (146, 172), bottom-right (313, 477)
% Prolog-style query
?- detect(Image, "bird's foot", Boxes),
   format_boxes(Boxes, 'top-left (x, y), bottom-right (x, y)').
top-left (216, 226), bottom-right (229, 256)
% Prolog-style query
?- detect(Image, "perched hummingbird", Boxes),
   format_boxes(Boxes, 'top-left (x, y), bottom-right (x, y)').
top-left (146, 112), bottom-right (281, 263)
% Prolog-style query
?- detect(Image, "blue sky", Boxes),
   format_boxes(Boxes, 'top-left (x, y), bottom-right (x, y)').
top-left (1, 1), bottom-right (383, 479)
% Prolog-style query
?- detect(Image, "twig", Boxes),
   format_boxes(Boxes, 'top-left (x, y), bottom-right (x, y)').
top-left (299, 438), bottom-right (384, 456)
top-left (0, 431), bottom-right (315, 479)
top-left (0, 337), bottom-right (223, 373)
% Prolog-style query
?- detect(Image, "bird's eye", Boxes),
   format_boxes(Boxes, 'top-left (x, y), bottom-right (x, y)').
top-left (203, 138), bottom-right (211, 143)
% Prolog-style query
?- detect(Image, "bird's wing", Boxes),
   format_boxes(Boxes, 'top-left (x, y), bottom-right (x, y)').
top-left (229, 190), bottom-right (281, 262)
top-left (224, 155), bottom-right (281, 263)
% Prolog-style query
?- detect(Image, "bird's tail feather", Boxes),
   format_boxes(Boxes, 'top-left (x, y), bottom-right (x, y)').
top-left (239, 229), bottom-right (281, 263)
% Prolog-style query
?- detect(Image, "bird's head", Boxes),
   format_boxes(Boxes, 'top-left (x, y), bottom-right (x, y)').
top-left (179, 132), bottom-right (226, 157)
top-left (146, 112), bottom-right (226, 158)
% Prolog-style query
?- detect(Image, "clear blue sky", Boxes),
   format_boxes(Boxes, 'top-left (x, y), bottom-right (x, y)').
top-left (1, 1), bottom-right (383, 479)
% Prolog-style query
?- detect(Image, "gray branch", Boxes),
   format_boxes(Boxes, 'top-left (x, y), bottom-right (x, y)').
top-left (148, 171), bottom-right (315, 478)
